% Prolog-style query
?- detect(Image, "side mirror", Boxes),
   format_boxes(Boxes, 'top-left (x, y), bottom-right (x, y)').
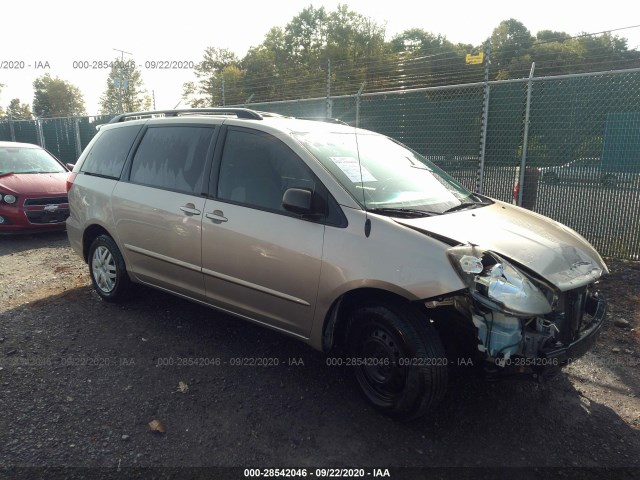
top-left (282, 188), bottom-right (312, 215)
top-left (66, 163), bottom-right (75, 171)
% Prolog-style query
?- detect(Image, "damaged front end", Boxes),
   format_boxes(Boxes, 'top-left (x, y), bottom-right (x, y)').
top-left (445, 246), bottom-right (607, 380)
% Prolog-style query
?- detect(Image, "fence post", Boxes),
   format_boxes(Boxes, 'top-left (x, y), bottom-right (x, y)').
top-left (74, 118), bottom-right (83, 159)
top-left (326, 59), bottom-right (332, 118)
top-left (476, 41), bottom-right (491, 194)
top-left (517, 62), bottom-right (536, 207)
top-left (356, 82), bottom-right (366, 128)
top-left (8, 116), bottom-right (16, 142)
top-left (36, 119), bottom-right (46, 149)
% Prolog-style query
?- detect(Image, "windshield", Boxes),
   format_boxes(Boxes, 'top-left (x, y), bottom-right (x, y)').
top-left (295, 132), bottom-right (484, 215)
top-left (0, 147), bottom-right (65, 175)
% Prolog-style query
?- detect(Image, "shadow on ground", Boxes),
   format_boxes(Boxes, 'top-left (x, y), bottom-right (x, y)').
top-left (1, 280), bottom-right (639, 469)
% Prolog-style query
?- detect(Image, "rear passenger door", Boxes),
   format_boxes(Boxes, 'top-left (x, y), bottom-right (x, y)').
top-left (201, 127), bottom-right (324, 337)
top-left (112, 125), bottom-right (216, 299)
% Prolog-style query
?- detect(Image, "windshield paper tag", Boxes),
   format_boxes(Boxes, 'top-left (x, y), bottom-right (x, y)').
top-left (329, 157), bottom-right (377, 182)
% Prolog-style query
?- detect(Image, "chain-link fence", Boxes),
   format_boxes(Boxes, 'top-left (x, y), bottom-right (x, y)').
top-left (244, 67), bottom-right (640, 260)
top-left (0, 115), bottom-right (112, 166)
top-left (1, 68), bottom-right (638, 259)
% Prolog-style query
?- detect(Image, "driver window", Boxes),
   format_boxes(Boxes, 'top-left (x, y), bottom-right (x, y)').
top-left (217, 129), bottom-right (316, 213)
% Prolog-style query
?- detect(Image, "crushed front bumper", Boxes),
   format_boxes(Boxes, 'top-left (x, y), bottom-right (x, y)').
top-left (542, 292), bottom-right (607, 364)
top-left (483, 291), bottom-right (607, 381)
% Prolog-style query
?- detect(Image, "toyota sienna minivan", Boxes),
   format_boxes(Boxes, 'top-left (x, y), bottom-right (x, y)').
top-left (67, 108), bottom-right (607, 419)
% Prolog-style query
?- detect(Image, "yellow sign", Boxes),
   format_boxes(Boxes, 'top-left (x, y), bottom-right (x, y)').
top-left (465, 52), bottom-right (484, 65)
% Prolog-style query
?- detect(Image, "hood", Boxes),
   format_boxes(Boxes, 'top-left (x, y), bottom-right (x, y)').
top-left (394, 200), bottom-right (608, 292)
top-left (0, 172), bottom-right (69, 197)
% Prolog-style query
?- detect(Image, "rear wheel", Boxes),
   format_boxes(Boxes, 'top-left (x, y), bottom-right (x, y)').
top-left (347, 301), bottom-right (448, 420)
top-left (88, 234), bottom-right (132, 303)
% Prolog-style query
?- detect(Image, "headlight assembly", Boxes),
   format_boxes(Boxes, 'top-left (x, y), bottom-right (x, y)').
top-left (448, 246), bottom-right (553, 316)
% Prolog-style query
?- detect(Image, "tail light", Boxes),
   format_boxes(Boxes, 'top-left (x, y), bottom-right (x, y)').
top-left (66, 172), bottom-right (77, 192)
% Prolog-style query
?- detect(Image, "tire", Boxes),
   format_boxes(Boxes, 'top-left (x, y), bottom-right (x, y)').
top-left (347, 301), bottom-right (448, 420)
top-left (88, 234), bottom-right (132, 303)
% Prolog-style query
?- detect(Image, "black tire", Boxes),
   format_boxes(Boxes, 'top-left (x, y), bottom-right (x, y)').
top-left (347, 301), bottom-right (448, 420)
top-left (88, 234), bottom-right (132, 303)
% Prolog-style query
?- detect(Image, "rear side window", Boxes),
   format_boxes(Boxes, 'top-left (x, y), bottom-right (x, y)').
top-left (129, 126), bottom-right (214, 195)
top-left (81, 125), bottom-right (142, 178)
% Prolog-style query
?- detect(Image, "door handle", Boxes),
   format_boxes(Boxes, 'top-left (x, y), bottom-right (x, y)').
top-left (205, 210), bottom-right (228, 223)
top-left (180, 203), bottom-right (202, 216)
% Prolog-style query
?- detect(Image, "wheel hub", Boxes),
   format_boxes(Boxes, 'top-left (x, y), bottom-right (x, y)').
top-left (92, 246), bottom-right (117, 293)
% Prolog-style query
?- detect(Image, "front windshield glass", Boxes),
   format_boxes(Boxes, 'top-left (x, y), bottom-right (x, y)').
top-left (0, 147), bottom-right (65, 175)
top-left (295, 132), bottom-right (483, 214)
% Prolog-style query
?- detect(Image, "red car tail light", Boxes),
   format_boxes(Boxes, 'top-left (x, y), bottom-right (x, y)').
top-left (66, 172), bottom-right (77, 192)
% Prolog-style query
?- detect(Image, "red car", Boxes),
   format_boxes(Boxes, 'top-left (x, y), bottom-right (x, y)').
top-left (0, 141), bottom-right (71, 233)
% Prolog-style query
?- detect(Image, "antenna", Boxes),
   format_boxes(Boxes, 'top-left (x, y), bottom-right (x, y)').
top-left (353, 126), bottom-right (371, 238)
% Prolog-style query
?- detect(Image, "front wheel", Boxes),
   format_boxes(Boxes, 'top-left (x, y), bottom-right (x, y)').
top-left (347, 301), bottom-right (448, 420)
top-left (88, 234), bottom-right (132, 303)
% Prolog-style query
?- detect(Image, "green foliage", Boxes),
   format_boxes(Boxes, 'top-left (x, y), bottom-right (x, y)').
top-left (241, 28), bottom-right (287, 102)
top-left (182, 47), bottom-right (241, 107)
top-left (183, 7), bottom-right (640, 105)
top-left (185, 4), bottom-right (388, 103)
top-left (6, 98), bottom-right (33, 120)
top-left (491, 20), bottom-right (640, 79)
top-left (490, 19), bottom-right (535, 78)
top-left (32, 74), bottom-right (86, 118)
top-left (99, 59), bottom-right (150, 114)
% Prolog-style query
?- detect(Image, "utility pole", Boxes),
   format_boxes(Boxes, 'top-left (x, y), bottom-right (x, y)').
top-left (113, 48), bottom-right (132, 113)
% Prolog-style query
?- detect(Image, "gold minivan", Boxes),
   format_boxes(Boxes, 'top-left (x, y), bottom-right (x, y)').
top-left (67, 108), bottom-right (607, 419)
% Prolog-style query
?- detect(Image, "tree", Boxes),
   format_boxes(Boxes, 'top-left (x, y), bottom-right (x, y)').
top-left (490, 19), bottom-right (534, 78)
top-left (239, 5), bottom-right (387, 100)
top-left (0, 84), bottom-right (4, 117)
top-left (325, 5), bottom-right (387, 93)
top-left (6, 98), bottom-right (33, 120)
top-left (220, 65), bottom-right (245, 106)
top-left (536, 30), bottom-right (572, 43)
top-left (241, 27), bottom-right (288, 101)
top-left (32, 74), bottom-right (86, 117)
top-left (182, 47), bottom-right (240, 107)
top-left (99, 59), bottom-right (150, 114)
top-left (387, 29), bottom-right (472, 88)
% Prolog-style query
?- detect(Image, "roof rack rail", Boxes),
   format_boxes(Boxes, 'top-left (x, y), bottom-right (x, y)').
top-left (296, 117), bottom-right (349, 126)
top-left (108, 108), bottom-right (263, 124)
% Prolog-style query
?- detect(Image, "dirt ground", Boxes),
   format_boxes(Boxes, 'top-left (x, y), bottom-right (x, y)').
top-left (0, 231), bottom-right (638, 478)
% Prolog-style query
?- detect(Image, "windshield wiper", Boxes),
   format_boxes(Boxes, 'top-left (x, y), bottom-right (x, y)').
top-left (442, 202), bottom-right (482, 214)
top-left (368, 207), bottom-right (436, 218)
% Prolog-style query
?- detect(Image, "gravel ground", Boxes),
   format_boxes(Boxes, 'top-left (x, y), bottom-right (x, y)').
top-left (0, 232), bottom-right (638, 478)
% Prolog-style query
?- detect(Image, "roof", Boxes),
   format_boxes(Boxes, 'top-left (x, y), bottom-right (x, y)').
top-left (0, 141), bottom-right (42, 149)
top-left (103, 107), bottom-right (373, 136)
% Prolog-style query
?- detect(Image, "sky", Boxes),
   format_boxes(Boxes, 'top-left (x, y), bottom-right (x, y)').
top-left (1, 0), bottom-right (639, 115)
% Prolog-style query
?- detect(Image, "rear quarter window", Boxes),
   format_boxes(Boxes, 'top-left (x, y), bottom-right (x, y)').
top-left (81, 125), bottom-right (142, 178)
top-left (129, 126), bottom-right (215, 195)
